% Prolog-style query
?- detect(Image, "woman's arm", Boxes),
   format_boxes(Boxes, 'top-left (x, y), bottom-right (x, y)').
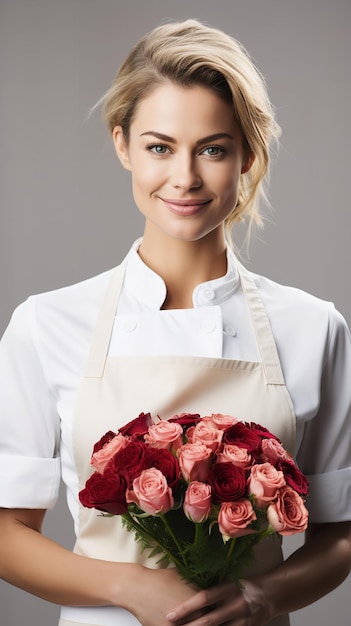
top-left (0, 507), bottom-right (127, 606)
top-left (256, 521), bottom-right (351, 619)
top-left (166, 521), bottom-right (351, 625)
top-left (0, 507), bottom-right (197, 625)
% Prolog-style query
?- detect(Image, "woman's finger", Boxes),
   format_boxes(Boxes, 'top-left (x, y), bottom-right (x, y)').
top-left (166, 582), bottom-right (245, 624)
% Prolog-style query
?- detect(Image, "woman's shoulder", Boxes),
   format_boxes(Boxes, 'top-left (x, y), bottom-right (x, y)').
top-left (3, 266), bottom-right (117, 355)
top-left (252, 270), bottom-right (332, 314)
top-left (41, 267), bottom-right (114, 313)
top-left (251, 270), bottom-right (349, 346)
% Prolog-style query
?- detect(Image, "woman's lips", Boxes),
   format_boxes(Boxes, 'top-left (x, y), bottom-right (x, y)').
top-left (161, 198), bottom-right (211, 216)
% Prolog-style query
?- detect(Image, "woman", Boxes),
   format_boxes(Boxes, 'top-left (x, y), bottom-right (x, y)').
top-left (0, 19), bottom-right (350, 626)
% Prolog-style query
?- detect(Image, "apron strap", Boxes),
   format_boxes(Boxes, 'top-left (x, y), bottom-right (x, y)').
top-left (84, 254), bottom-right (286, 385)
top-left (235, 259), bottom-right (285, 385)
top-left (84, 261), bottom-right (127, 378)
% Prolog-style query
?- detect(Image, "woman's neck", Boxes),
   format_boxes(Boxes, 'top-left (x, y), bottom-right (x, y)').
top-left (138, 231), bottom-right (228, 309)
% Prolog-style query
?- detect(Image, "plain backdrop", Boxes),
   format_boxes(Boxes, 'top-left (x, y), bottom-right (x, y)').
top-left (0, 1), bottom-right (350, 625)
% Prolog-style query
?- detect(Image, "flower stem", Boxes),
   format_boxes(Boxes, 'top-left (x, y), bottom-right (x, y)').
top-left (226, 537), bottom-right (237, 561)
top-left (218, 537), bottom-right (236, 583)
top-left (159, 513), bottom-right (188, 568)
top-left (259, 524), bottom-right (276, 539)
top-left (194, 521), bottom-right (206, 547)
top-left (122, 511), bottom-right (185, 569)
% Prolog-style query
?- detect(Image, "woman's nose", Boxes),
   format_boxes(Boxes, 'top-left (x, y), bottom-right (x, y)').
top-left (170, 154), bottom-right (202, 190)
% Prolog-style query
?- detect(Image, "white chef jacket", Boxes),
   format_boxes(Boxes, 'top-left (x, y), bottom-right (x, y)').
top-left (0, 239), bottom-right (350, 531)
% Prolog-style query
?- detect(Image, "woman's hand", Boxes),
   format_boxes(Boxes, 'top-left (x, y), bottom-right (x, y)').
top-left (164, 579), bottom-right (270, 626)
top-left (124, 567), bottom-right (202, 626)
top-left (165, 521), bottom-right (351, 626)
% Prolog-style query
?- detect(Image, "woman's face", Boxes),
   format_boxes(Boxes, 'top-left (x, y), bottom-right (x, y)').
top-left (113, 82), bottom-right (251, 247)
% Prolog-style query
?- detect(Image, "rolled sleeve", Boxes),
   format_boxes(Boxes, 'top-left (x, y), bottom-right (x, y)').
top-left (297, 305), bottom-right (351, 523)
top-left (306, 467), bottom-right (351, 523)
top-left (0, 455), bottom-right (61, 509)
top-left (0, 298), bottom-right (61, 509)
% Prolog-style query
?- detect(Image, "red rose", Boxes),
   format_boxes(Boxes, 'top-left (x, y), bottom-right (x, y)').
top-left (246, 422), bottom-right (280, 442)
top-left (168, 413), bottom-right (201, 428)
top-left (118, 412), bottom-right (153, 438)
top-left (222, 422), bottom-right (261, 454)
top-left (208, 462), bottom-right (247, 503)
top-left (144, 447), bottom-right (181, 489)
top-left (276, 459), bottom-right (309, 497)
top-left (92, 430), bottom-right (117, 454)
top-left (79, 468), bottom-right (128, 515)
top-left (110, 439), bottom-right (148, 486)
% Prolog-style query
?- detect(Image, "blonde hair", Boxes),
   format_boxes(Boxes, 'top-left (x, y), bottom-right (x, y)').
top-left (99, 19), bottom-right (281, 232)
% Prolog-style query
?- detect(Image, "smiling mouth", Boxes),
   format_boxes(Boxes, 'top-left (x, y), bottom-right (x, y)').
top-left (160, 198), bottom-right (211, 216)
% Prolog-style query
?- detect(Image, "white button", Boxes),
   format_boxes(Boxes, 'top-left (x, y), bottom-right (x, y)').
top-left (201, 319), bottom-right (217, 333)
top-left (203, 287), bottom-right (216, 301)
top-left (123, 318), bottom-right (137, 333)
top-left (224, 325), bottom-right (237, 337)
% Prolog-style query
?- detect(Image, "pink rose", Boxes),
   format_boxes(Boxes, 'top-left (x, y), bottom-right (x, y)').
top-left (126, 468), bottom-right (174, 516)
top-left (186, 420), bottom-right (223, 453)
top-left (248, 462), bottom-right (286, 508)
top-left (267, 486), bottom-right (309, 536)
top-left (144, 420), bottom-right (183, 452)
top-left (206, 414), bottom-right (239, 430)
top-left (261, 438), bottom-right (289, 464)
top-left (177, 442), bottom-right (212, 482)
top-left (183, 481), bottom-right (212, 523)
top-left (90, 433), bottom-right (128, 473)
top-left (218, 500), bottom-right (257, 538)
top-left (216, 444), bottom-right (252, 469)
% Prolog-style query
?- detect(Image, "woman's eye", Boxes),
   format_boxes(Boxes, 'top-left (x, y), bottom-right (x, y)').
top-left (202, 145), bottom-right (225, 157)
top-left (147, 144), bottom-right (169, 155)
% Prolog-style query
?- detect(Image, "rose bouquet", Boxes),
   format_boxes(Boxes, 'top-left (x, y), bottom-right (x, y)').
top-left (79, 412), bottom-right (309, 588)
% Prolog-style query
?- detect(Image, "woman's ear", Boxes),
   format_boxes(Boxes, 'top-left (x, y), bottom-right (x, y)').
top-left (241, 151), bottom-right (255, 175)
top-left (112, 126), bottom-right (132, 171)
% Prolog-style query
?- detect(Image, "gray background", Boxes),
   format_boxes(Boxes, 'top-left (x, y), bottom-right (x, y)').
top-left (0, 0), bottom-right (350, 624)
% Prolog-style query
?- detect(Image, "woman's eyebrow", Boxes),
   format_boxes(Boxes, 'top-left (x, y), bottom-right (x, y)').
top-left (140, 131), bottom-right (235, 144)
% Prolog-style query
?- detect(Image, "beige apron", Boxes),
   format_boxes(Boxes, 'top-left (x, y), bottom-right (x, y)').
top-left (60, 259), bottom-right (296, 626)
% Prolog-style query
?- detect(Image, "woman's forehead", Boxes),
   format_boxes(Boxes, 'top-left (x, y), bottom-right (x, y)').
top-left (129, 82), bottom-right (240, 138)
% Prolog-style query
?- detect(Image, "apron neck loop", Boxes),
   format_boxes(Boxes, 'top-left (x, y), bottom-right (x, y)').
top-left (84, 256), bottom-right (286, 386)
